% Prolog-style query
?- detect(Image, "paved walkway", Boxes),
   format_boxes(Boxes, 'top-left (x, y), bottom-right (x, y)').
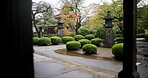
top-left (33, 44), bottom-right (148, 78)
top-left (34, 53), bottom-right (115, 78)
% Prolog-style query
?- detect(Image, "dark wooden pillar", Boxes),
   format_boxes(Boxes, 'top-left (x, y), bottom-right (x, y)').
top-left (5, 0), bottom-right (34, 78)
top-left (118, 0), bottom-right (140, 78)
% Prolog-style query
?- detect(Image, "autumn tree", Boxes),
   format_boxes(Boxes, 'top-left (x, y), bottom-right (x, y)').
top-left (60, 0), bottom-right (91, 34)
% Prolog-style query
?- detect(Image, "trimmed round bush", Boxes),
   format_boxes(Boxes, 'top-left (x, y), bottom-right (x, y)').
top-left (115, 37), bottom-right (124, 43)
top-left (66, 41), bottom-right (81, 51)
top-left (84, 34), bottom-right (95, 40)
top-left (62, 36), bottom-right (74, 44)
top-left (82, 44), bottom-right (97, 55)
top-left (44, 34), bottom-right (49, 37)
top-left (38, 37), bottom-right (51, 46)
top-left (91, 38), bottom-right (102, 46)
top-left (89, 29), bottom-right (96, 35)
top-left (50, 34), bottom-right (57, 37)
top-left (115, 34), bottom-right (123, 37)
top-left (112, 43), bottom-right (123, 58)
top-left (136, 33), bottom-right (145, 38)
top-left (78, 39), bottom-right (91, 48)
top-left (74, 35), bottom-right (84, 41)
top-left (77, 27), bottom-right (90, 36)
top-left (50, 37), bottom-right (62, 45)
top-left (33, 37), bottom-right (40, 45)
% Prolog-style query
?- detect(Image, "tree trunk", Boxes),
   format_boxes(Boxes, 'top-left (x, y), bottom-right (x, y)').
top-left (75, 27), bottom-right (78, 35)
top-left (32, 14), bottom-right (40, 37)
top-left (75, 21), bottom-right (81, 35)
top-left (38, 27), bottom-right (43, 38)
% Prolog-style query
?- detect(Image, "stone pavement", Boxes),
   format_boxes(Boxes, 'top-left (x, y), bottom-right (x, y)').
top-left (34, 53), bottom-right (116, 78)
top-left (34, 45), bottom-right (122, 75)
top-left (33, 43), bottom-right (148, 78)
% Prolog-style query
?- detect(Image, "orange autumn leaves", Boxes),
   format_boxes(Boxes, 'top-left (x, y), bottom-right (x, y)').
top-left (61, 12), bottom-right (80, 35)
top-left (60, 2), bottom-right (81, 35)
top-left (61, 10), bottom-right (81, 26)
top-left (63, 27), bottom-right (74, 36)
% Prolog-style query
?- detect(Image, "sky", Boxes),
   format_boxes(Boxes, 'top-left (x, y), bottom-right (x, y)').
top-left (32, 0), bottom-right (148, 14)
top-left (32, 0), bottom-right (112, 14)
top-left (32, 0), bottom-right (112, 7)
top-left (32, 0), bottom-right (147, 8)
top-left (32, 0), bottom-right (112, 9)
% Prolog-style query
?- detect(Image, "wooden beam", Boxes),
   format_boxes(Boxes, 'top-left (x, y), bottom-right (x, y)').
top-left (118, 0), bottom-right (140, 78)
top-left (5, 0), bottom-right (34, 78)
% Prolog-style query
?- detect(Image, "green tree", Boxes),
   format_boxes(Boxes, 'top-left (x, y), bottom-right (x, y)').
top-left (89, 0), bottom-right (123, 29)
top-left (142, 7), bottom-right (148, 29)
top-left (137, 1), bottom-right (148, 33)
top-left (32, 1), bottom-right (53, 37)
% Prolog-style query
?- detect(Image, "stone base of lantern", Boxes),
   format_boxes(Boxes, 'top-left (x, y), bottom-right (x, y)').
top-left (103, 28), bottom-right (115, 48)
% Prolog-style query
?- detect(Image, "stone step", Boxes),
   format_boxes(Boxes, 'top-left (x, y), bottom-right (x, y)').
top-left (136, 41), bottom-right (148, 56)
top-left (136, 42), bottom-right (148, 45)
top-left (138, 51), bottom-right (148, 56)
top-left (137, 46), bottom-right (148, 48)
top-left (136, 41), bottom-right (148, 48)
top-left (137, 48), bottom-right (148, 52)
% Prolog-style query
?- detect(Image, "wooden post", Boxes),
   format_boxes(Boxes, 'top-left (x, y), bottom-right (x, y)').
top-left (118, 0), bottom-right (140, 78)
top-left (5, 0), bottom-right (34, 78)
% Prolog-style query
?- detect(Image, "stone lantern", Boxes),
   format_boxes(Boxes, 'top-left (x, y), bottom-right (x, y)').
top-left (102, 11), bottom-right (115, 48)
top-left (57, 20), bottom-right (64, 29)
top-left (55, 14), bottom-right (64, 37)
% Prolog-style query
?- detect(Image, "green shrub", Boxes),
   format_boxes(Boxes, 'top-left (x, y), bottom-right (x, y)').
top-left (33, 33), bottom-right (38, 37)
top-left (82, 44), bottom-right (97, 55)
top-left (84, 34), bottom-right (95, 40)
top-left (38, 37), bottom-right (51, 46)
top-left (62, 36), bottom-right (74, 44)
top-left (137, 27), bottom-right (145, 34)
top-left (113, 26), bottom-right (122, 35)
top-left (33, 37), bottom-right (40, 45)
top-left (74, 35), bottom-right (84, 41)
top-left (43, 34), bottom-right (49, 37)
top-left (136, 33), bottom-right (145, 38)
top-left (144, 34), bottom-right (148, 41)
top-left (115, 37), bottom-right (124, 43)
top-left (50, 37), bottom-right (62, 45)
top-left (66, 41), bottom-right (81, 51)
top-left (77, 27), bottom-right (90, 36)
top-left (95, 26), bottom-right (105, 39)
top-left (115, 34), bottom-right (123, 37)
top-left (50, 34), bottom-right (57, 37)
top-left (78, 39), bottom-right (91, 48)
top-left (91, 38), bottom-right (102, 46)
top-left (115, 29), bottom-right (123, 34)
top-left (89, 29), bottom-right (96, 35)
top-left (112, 43), bottom-right (123, 58)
